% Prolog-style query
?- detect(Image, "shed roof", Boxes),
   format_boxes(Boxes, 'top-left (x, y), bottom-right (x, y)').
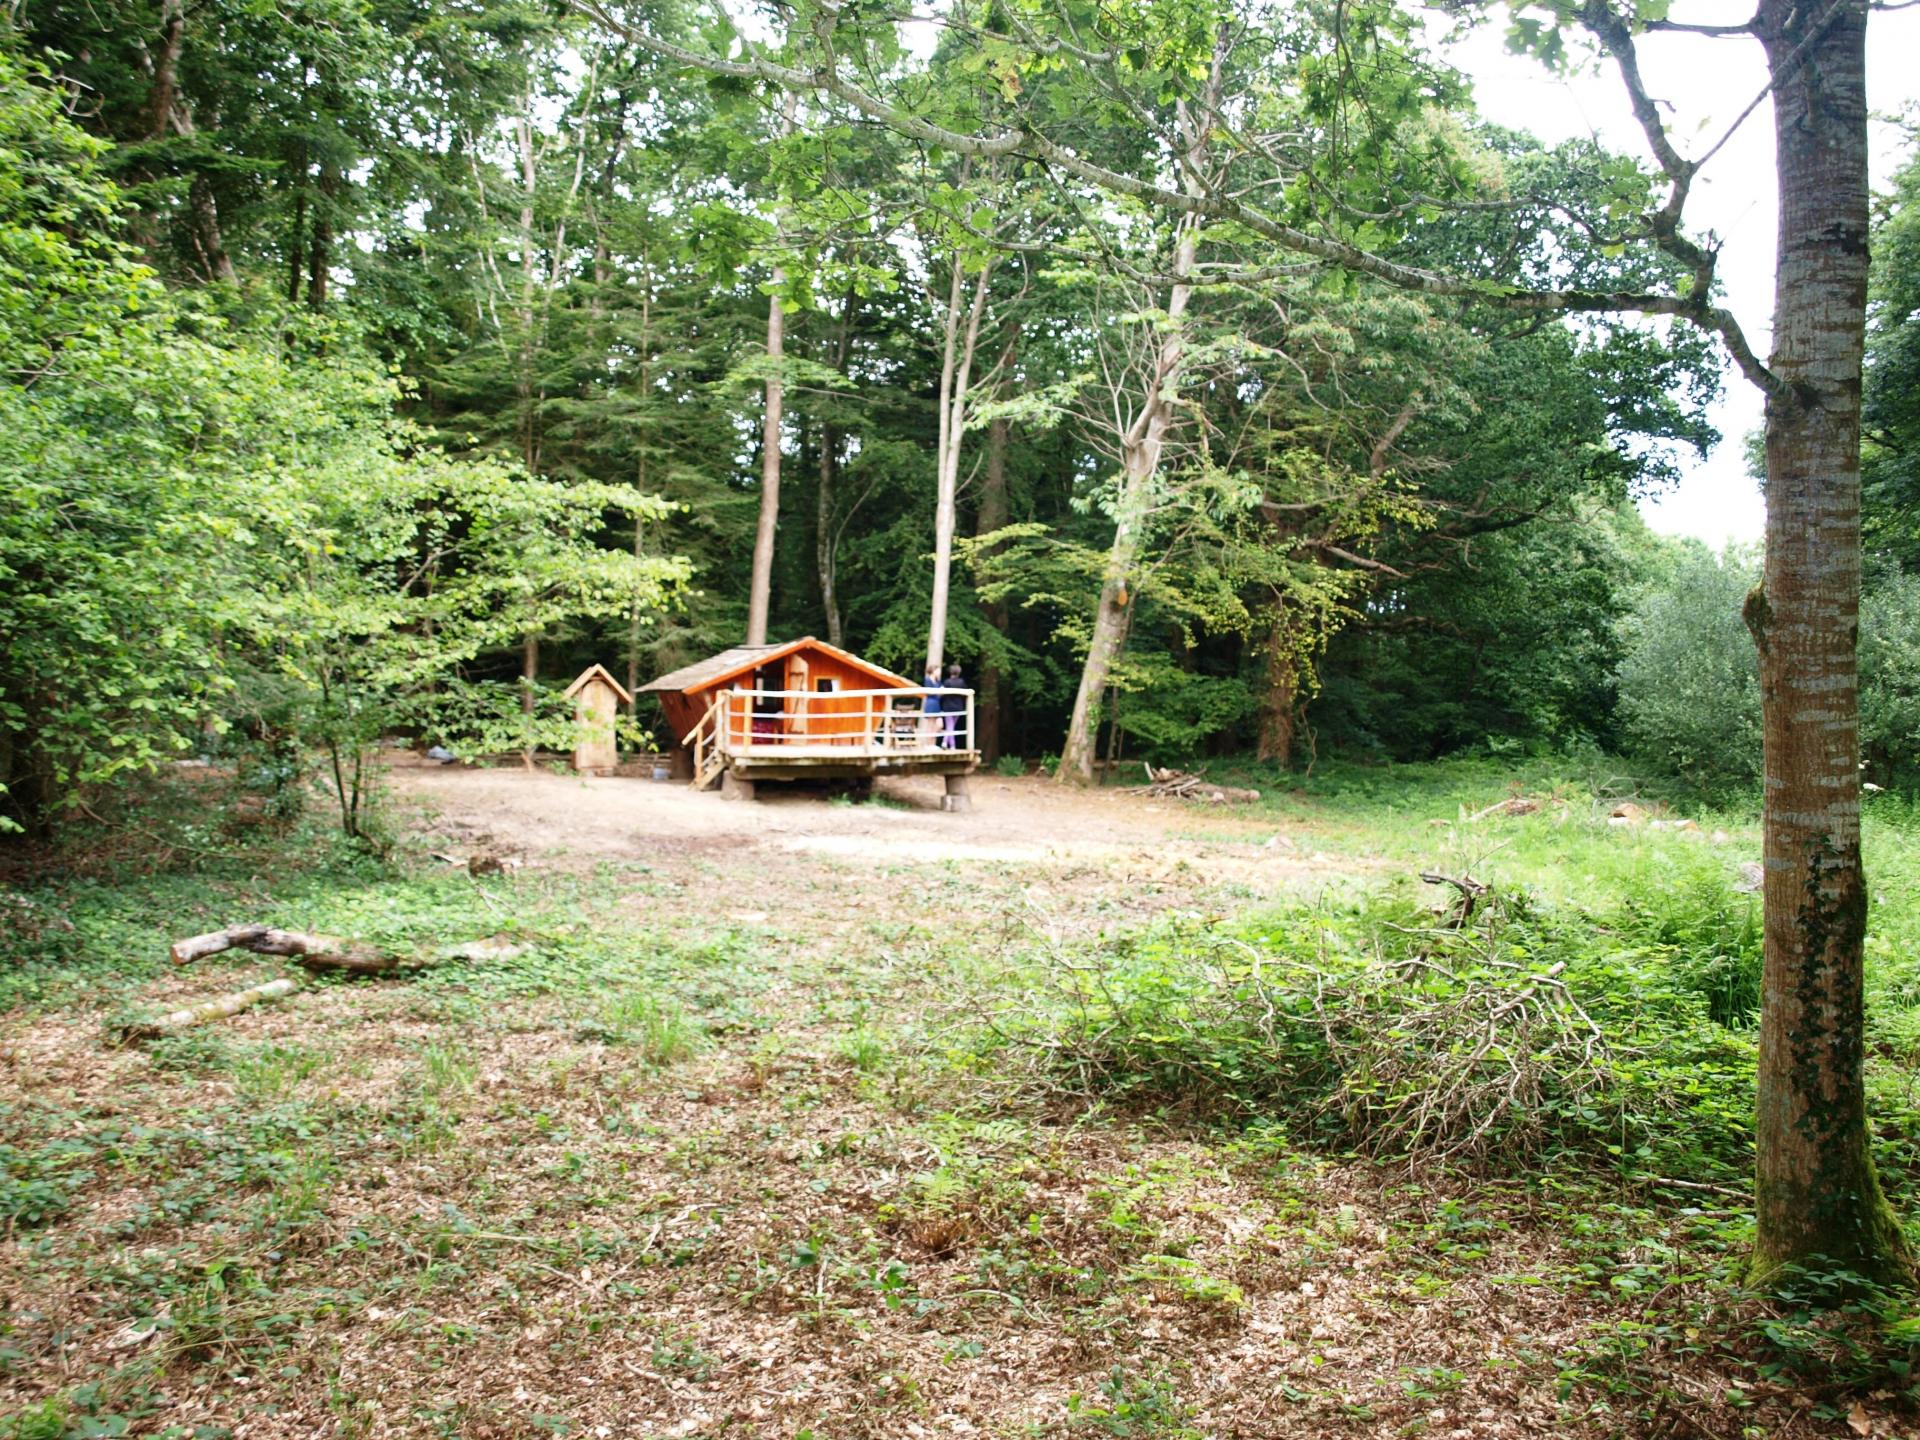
top-left (638, 637), bottom-right (912, 695)
top-left (563, 663), bottom-right (634, 704)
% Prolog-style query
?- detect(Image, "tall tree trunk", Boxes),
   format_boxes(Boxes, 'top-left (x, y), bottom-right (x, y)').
top-left (627, 278), bottom-right (654, 714)
top-left (186, 176), bottom-right (237, 283)
top-left (306, 165), bottom-right (335, 310)
top-left (520, 632), bottom-right (539, 771)
top-left (926, 253), bottom-right (996, 674)
top-left (815, 287), bottom-right (859, 649)
top-left (164, 87), bottom-right (238, 287)
top-left (746, 93), bottom-right (799, 647)
top-left (1748, 0), bottom-right (1907, 1285)
top-left (286, 150), bottom-right (307, 304)
top-left (515, 107), bottom-right (541, 472)
top-left (975, 410), bottom-right (1012, 765)
top-left (1057, 42), bottom-right (1223, 786)
top-left (1256, 613), bottom-right (1297, 767)
top-left (1058, 472), bottom-right (1149, 786)
top-left (142, 0), bottom-right (185, 141)
top-left (746, 274), bottom-right (786, 646)
top-left (817, 422), bottom-right (842, 647)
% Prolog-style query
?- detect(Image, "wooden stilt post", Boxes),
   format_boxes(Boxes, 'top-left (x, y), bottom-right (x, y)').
top-left (721, 769), bottom-right (756, 802)
top-left (943, 773), bottom-right (972, 813)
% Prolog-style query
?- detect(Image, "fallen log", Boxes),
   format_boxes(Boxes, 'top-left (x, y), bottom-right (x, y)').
top-left (246, 928), bottom-right (397, 969)
top-left (131, 927), bottom-right (527, 1045)
top-left (172, 925), bottom-right (427, 973)
top-left (1464, 796), bottom-right (1541, 823)
top-left (170, 925), bottom-right (527, 975)
top-left (169, 924), bottom-right (271, 966)
top-left (118, 977), bottom-right (303, 1041)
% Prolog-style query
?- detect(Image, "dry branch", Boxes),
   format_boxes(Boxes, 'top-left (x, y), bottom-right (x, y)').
top-left (1126, 763), bottom-right (1260, 804)
top-left (1419, 871), bottom-right (1489, 927)
top-left (130, 926), bottom-right (525, 1045)
top-left (246, 929), bottom-right (405, 970)
top-left (169, 924), bottom-right (270, 965)
top-left (167, 924), bottom-right (497, 974)
top-left (1464, 796), bottom-right (1540, 822)
top-left (118, 977), bottom-right (303, 1040)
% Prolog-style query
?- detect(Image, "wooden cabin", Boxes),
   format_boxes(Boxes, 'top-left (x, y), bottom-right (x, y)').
top-left (638, 637), bottom-right (977, 806)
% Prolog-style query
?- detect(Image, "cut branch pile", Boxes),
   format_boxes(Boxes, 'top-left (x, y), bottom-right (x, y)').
top-left (1126, 764), bottom-right (1260, 804)
top-left (118, 926), bottom-right (526, 1042)
top-left (1420, 870), bottom-right (1489, 927)
top-left (983, 875), bottom-right (1661, 1171)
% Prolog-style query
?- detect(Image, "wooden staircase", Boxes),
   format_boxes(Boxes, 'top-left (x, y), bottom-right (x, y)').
top-left (690, 697), bottom-right (726, 791)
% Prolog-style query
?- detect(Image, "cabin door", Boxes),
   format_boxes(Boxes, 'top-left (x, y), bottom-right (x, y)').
top-left (786, 656), bottom-right (810, 736)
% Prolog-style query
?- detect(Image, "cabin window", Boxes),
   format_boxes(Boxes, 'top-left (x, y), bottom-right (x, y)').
top-left (816, 679), bottom-right (838, 692)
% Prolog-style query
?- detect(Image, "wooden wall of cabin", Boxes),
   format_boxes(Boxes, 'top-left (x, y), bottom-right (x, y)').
top-left (783, 649), bottom-right (898, 742)
top-left (659, 645), bottom-right (908, 750)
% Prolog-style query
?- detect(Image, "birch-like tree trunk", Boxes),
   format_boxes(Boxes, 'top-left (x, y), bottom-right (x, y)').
top-left (745, 268), bottom-right (786, 646)
top-left (745, 93), bottom-right (800, 647)
top-left (926, 255), bottom-right (995, 674)
top-left (1056, 47), bottom-right (1222, 786)
top-left (627, 274), bottom-right (654, 711)
top-left (816, 288), bottom-right (859, 648)
top-left (1748, 0), bottom-right (1908, 1284)
top-left (975, 409), bottom-right (1013, 764)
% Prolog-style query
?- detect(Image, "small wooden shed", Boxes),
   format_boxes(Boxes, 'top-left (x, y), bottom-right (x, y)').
top-left (564, 663), bottom-right (632, 774)
top-left (638, 637), bottom-right (914, 748)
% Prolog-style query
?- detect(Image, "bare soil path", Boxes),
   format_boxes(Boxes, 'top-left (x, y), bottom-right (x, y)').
top-left (391, 762), bottom-right (1338, 874)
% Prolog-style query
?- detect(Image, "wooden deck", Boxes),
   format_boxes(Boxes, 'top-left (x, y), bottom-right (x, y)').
top-left (727, 748), bottom-right (979, 780)
top-left (690, 687), bottom-right (979, 799)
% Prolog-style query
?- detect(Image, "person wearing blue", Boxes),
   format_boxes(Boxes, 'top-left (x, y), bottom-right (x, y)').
top-left (941, 660), bottom-right (969, 750)
top-left (921, 663), bottom-right (944, 747)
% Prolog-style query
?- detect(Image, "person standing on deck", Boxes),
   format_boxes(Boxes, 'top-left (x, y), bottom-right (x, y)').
top-left (921, 664), bottom-right (944, 748)
top-left (941, 661), bottom-right (969, 750)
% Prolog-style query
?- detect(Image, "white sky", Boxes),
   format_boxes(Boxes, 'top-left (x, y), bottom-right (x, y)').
top-left (1441, 7), bottom-right (1920, 547)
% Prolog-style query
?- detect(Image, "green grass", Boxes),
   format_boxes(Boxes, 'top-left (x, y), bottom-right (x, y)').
top-left (586, 990), bottom-right (700, 1065)
top-left (6, 759), bottom-right (1920, 1435)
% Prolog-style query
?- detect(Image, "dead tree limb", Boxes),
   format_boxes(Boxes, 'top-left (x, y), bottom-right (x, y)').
top-left (1125, 763), bottom-right (1261, 804)
top-left (169, 924), bottom-right (271, 965)
top-left (246, 929), bottom-right (396, 968)
top-left (118, 978), bottom-right (303, 1041)
top-left (1419, 871), bottom-right (1490, 927)
top-left (169, 925), bottom-right (526, 975)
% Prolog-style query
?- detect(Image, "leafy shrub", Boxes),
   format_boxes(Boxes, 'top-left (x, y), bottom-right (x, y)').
top-left (1614, 548), bottom-right (1920, 797)
top-left (1861, 570), bottom-right (1920, 792)
top-left (982, 890), bottom-right (1760, 1181)
top-left (1613, 544), bottom-right (1762, 792)
top-left (1610, 858), bottom-right (1763, 1026)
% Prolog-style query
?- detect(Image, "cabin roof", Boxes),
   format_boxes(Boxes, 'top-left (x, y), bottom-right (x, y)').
top-left (563, 663), bottom-right (633, 704)
top-left (638, 637), bottom-right (912, 695)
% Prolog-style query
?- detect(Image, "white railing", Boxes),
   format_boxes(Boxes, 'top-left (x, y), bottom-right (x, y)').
top-left (711, 687), bottom-right (975, 758)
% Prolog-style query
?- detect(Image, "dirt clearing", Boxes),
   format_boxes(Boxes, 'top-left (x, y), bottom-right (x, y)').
top-left (0, 767), bottom-right (1842, 1439)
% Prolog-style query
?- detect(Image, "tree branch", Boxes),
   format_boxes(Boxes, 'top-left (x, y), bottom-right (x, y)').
top-left (573, 0), bottom-right (1788, 401)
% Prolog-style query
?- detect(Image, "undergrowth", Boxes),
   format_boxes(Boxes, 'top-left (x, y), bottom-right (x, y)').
top-left (975, 885), bottom-right (1764, 1185)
